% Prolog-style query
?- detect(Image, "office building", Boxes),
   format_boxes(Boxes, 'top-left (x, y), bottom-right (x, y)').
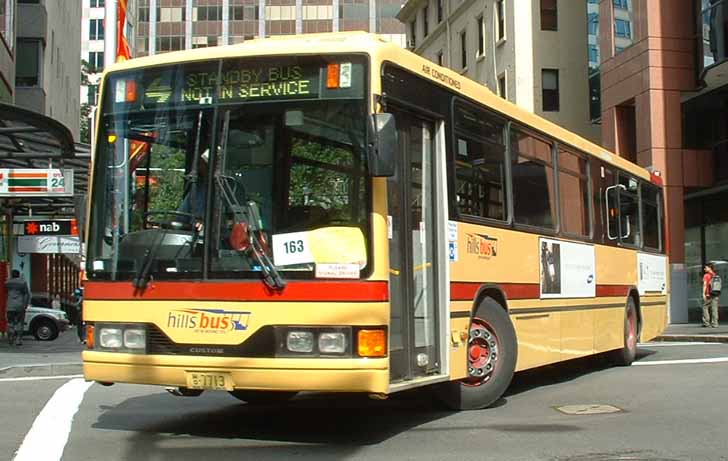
top-left (398, 0), bottom-right (600, 143)
top-left (133, 0), bottom-right (405, 58)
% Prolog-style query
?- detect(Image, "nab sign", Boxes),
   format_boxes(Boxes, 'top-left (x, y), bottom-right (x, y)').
top-left (23, 220), bottom-right (78, 236)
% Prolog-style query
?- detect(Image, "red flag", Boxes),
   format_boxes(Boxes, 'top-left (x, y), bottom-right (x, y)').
top-left (117, 0), bottom-right (131, 62)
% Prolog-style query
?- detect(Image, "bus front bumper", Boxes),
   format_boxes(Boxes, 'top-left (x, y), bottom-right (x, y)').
top-left (82, 351), bottom-right (390, 394)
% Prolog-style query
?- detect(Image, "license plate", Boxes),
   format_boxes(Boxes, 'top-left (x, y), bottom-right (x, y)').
top-left (185, 372), bottom-right (233, 391)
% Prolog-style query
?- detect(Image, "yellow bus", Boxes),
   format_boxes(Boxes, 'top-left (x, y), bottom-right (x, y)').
top-left (82, 32), bottom-right (668, 410)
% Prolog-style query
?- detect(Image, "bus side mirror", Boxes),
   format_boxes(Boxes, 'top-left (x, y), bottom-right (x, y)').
top-left (367, 113), bottom-right (396, 177)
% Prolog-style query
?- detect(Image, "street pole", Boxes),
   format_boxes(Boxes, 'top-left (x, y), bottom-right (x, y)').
top-left (104, 0), bottom-right (118, 68)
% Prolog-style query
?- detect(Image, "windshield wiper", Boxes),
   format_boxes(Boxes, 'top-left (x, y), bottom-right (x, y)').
top-left (133, 228), bottom-right (168, 292)
top-left (215, 174), bottom-right (286, 291)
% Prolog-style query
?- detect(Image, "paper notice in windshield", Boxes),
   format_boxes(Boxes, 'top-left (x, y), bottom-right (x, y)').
top-left (315, 263), bottom-right (360, 279)
top-left (272, 231), bottom-right (314, 266)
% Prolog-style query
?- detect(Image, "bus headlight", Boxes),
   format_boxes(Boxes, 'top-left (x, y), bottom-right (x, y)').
top-left (99, 328), bottom-right (123, 348)
top-left (96, 323), bottom-right (147, 353)
top-left (124, 329), bottom-right (146, 349)
top-left (286, 331), bottom-right (314, 353)
top-left (319, 332), bottom-right (347, 354)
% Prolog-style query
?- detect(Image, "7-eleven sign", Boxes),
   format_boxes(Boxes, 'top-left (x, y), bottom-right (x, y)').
top-left (0, 169), bottom-right (74, 197)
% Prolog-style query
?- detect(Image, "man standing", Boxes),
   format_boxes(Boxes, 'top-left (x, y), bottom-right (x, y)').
top-left (6, 270), bottom-right (30, 345)
top-left (702, 263), bottom-right (720, 328)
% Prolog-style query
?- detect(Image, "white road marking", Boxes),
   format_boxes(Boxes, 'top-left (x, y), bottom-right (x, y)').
top-left (13, 378), bottom-right (93, 461)
top-left (638, 342), bottom-right (716, 347)
top-left (0, 375), bottom-right (83, 383)
top-left (633, 357), bottom-right (728, 366)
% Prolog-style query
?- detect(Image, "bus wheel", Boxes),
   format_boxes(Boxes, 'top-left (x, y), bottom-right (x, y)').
top-left (435, 296), bottom-right (517, 410)
top-left (228, 390), bottom-right (297, 405)
top-left (611, 297), bottom-right (638, 366)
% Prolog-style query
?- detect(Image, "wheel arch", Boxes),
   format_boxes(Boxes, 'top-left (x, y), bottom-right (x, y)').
top-left (472, 284), bottom-right (509, 316)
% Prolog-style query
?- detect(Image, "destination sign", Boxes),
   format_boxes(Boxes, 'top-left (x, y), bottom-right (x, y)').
top-left (141, 64), bottom-right (320, 106)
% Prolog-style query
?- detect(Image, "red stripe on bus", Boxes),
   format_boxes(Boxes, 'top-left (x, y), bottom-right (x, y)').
top-left (450, 282), bottom-right (540, 301)
top-left (596, 284), bottom-right (631, 297)
top-left (451, 282), bottom-right (631, 301)
top-left (84, 280), bottom-right (390, 302)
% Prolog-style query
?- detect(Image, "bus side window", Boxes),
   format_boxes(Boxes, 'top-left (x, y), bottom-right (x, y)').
top-left (511, 127), bottom-right (556, 229)
top-left (618, 174), bottom-right (640, 246)
top-left (605, 183), bottom-right (620, 240)
top-left (641, 182), bottom-right (661, 250)
top-left (453, 101), bottom-right (507, 221)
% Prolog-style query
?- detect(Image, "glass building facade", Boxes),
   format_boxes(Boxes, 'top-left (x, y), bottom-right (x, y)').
top-left (134, 0), bottom-right (404, 57)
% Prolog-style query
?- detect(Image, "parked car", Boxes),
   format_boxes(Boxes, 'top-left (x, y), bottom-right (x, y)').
top-left (23, 305), bottom-right (70, 341)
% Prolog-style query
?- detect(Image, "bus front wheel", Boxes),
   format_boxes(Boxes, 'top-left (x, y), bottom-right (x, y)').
top-left (611, 297), bottom-right (638, 366)
top-left (228, 390), bottom-right (297, 405)
top-left (435, 296), bottom-right (517, 410)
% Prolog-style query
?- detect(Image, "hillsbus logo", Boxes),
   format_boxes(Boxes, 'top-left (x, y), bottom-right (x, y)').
top-left (167, 308), bottom-right (251, 332)
top-left (466, 233), bottom-right (498, 259)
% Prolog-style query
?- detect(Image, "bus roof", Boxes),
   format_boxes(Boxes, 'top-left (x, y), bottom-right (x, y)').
top-left (105, 32), bottom-right (653, 182)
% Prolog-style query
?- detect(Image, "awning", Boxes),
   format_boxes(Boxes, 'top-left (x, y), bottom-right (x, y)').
top-left (0, 102), bottom-right (90, 216)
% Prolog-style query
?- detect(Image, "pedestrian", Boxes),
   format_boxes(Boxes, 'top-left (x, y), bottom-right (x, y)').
top-left (6, 269), bottom-right (30, 346)
top-left (702, 263), bottom-right (721, 328)
top-left (51, 294), bottom-right (61, 310)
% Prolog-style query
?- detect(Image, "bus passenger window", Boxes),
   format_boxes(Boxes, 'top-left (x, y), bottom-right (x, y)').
top-left (618, 174), bottom-right (640, 246)
top-left (453, 101), bottom-right (507, 221)
top-left (511, 128), bottom-right (556, 229)
top-left (558, 147), bottom-right (590, 236)
top-left (642, 182), bottom-right (661, 250)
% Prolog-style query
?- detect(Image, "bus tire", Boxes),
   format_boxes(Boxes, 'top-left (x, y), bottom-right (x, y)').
top-left (435, 296), bottom-right (517, 410)
top-left (611, 297), bottom-right (638, 366)
top-left (228, 390), bottom-right (297, 405)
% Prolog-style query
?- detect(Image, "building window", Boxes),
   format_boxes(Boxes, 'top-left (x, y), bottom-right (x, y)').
top-left (89, 18), bottom-right (104, 40)
top-left (511, 128), bottom-right (556, 229)
top-left (454, 101), bottom-right (508, 221)
top-left (542, 69), bottom-right (559, 111)
top-left (423, 6), bottom-right (429, 37)
top-left (495, 0), bottom-right (505, 41)
top-left (540, 0), bottom-right (557, 31)
top-left (477, 16), bottom-right (484, 56)
top-left (460, 30), bottom-right (467, 69)
top-left (588, 12), bottom-right (598, 35)
top-left (437, 50), bottom-right (443, 66)
top-left (88, 51), bottom-right (104, 72)
top-left (437, 0), bottom-right (443, 23)
top-left (0, 0), bottom-right (15, 52)
top-left (16, 40), bottom-right (41, 87)
top-left (90, 0), bottom-right (105, 7)
top-left (613, 0), bottom-right (629, 9)
top-left (409, 20), bottom-right (416, 47)
top-left (498, 73), bottom-right (506, 98)
top-left (87, 84), bottom-right (99, 106)
top-left (614, 18), bottom-right (631, 38)
top-left (588, 45), bottom-right (599, 63)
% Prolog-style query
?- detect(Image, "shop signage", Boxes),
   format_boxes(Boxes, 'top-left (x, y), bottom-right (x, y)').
top-left (20, 219), bottom-right (78, 236)
top-left (0, 169), bottom-right (74, 197)
top-left (17, 235), bottom-right (81, 254)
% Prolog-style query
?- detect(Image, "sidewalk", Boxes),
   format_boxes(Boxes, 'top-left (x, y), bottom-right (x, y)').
top-left (0, 328), bottom-right (84, 378)
top-left (654, 322), bottom-right (728, 343)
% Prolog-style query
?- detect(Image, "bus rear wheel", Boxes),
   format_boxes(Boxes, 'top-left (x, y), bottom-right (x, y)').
top-left (611, 297), bottom-right (638, 366)
top-left (435, 296), bottom-right (517, 410)
top-left (228, 390), bottom-right (297, 405)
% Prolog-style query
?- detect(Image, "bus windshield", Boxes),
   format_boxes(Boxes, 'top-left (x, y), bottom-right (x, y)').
top-left (87, 56), bottom-right (370, 282)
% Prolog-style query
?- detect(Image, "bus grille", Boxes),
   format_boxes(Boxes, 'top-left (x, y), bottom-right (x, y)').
top-left (146, 324), bottom-right (274, 357)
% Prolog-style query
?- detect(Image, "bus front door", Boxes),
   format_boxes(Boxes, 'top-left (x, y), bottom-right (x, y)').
top-left (388, 110), bottom-right (441, 383)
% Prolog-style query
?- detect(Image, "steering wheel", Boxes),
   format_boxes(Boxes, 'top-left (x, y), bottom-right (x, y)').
top-left (144, 211), bottom-right (199, 231)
